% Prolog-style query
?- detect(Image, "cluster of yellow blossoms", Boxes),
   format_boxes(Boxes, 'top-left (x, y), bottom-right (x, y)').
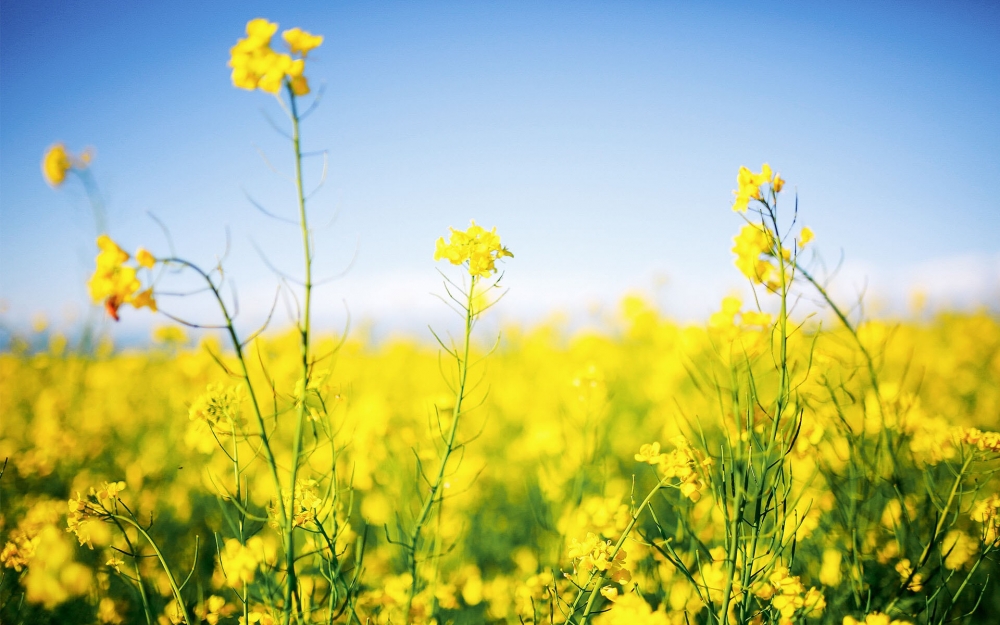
top-left (267, 479), bottom-right (329, 529)
top-left (960, 428), bottom-right (1000, 452)
top-left (753, 566), bottom-right (826, 624)
top-left (567, 532), bottom-right (632, 585)
top-left (229, 19), bottom-right (322, 95)
top-left (635, 437), bottom-right (710, 501)
top-left (220, 537), bottom-right (270, 587)
top-left (732, 163), bottom-right (784, 213)
top-left (66, 481), bottom-right (126, 549)
top-left (971, 494), bottom-right (1000, 544)
top-left (87, 235), bottom-right (156, 320)
top-left (188, 383), bottom-right (247, 430)
top-left (41, 143), bottom-right (92, 187)
top-left (434, 220), bottom-right (514, 278)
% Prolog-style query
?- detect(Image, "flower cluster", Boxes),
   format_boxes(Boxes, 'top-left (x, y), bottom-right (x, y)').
top-left (88, 235), bottom-right (156, 321)
top-left (1, 500), bottom-right (63, 572)
top-left (219, 537), bottom-right (270, 587)
top-left (567, 532), bottom-right (632, 585)
top-left (971, 494), bottom-right (1000, 545)
top-left (732, 163), bottom-right (784, 213)
top-left (188, 383), bottom-right (247, 430)
top-left (894, 558), bottom-right (923, 592)
top-left (41, 143), bottom-right (93, 187)
top-left (434, 220), bottom-right (513, 278)
top-left (635, 436), bottom-right (710, 501)
top-left (268, 479), bottom-right (327, 529)
top-left (66, 482), bottom-right (125, 549)
top-left (229, 18), bottom-right (322, 95)
top-left (753, 566), bottom-right (826, 624)
top-left (959, 427), bottom-right (1000, 452)
top-left (195, 596), bottom-right (236, 625)
top-left (732, 223), bottom-right (781, 287)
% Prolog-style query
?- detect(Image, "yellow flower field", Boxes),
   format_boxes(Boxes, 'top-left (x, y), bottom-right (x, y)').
top-left (3, 17), bottom-right (1000, 625)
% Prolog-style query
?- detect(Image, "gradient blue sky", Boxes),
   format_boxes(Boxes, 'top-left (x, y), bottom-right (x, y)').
top-left (2, 0), bottom-right (998, 339)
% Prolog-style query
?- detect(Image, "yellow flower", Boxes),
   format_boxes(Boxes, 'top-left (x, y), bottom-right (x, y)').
top-left (135, 247), bottom-right (155, 269)
top-left (434, 220), bottom-right (513, 278)
top-left (283, 27), bottom-right (323, 56)
top-left (941, 530), bottom-right (976, 570)
top-left (230, 19), bottom-right (320, 96)
top-left (819, 549), bottom-right (842, 587)
top-left (131, 288), bottom-right (157, 313)
top-left (732, 163), bottom-right (778, 212)
top-left (106, 554), bottom-right (124, 573)
top-left (87, 236), bottom-right (154, 320)
top-left (635, 442), bottom-right (665, 465)
top-left (42, 144), bottom-right (72, 187)
top-left (799, 226), bottom-right (814, 248)
top-left (732, 223), bottom-right (777, 285)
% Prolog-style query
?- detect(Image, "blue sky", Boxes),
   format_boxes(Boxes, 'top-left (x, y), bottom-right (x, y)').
top-left (2, 0), bottom-right (998, 339)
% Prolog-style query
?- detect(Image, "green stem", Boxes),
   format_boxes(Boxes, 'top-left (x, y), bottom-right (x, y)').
top-left (406, 275), bottom-right (477, 620)
top-left (282, 81), bottom-right (314, 625)
top-left (575, 477), bottom-right (667, 625)
top-left (110, 514), bottom-right (194, 625)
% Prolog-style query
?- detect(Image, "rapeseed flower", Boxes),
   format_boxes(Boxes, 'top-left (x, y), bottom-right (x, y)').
top-left (434, 220), bottom-right (513, 278)
top-left (87, 235), bottom-right (156, 320)
top-left (732, 163), bottom-right (780, 212)
top-left (229, 19), bottom-right (320, 96)
top-left (41, 144), bottom-right (92, 187)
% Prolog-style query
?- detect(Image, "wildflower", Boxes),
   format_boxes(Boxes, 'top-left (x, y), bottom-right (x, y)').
top-left (732, 163), bottom-right (779, 212)
top-left (732, 223), bottom-right (778, 286)
top-left (894, 559), bottom-right (922, 592)
top-left (434, 220), bottom-right (513, 278)
top-left (819, 549), bottom-right (842, 587)
top-left (189, 383), bottom-right (246, 429)
top-left (196, 595), bottom-right (235, 625)
top-left (567, 532), bottom-right (631, 584)
top-left (88, 235), bottom-right (155, 320)
top-left (230, 19), bottom-right (320, 96)
top-left (94, 481), bottom-right (126, 502)
top-left (220, 538), bottom-right (262, 586)
top-left (971, 494), bottom-right (1000, 544)
top-left (282, 27), bottom-right (323, 55)
top-left (42, 143), bottom-right (95, 187)
top-left (658, 436), bottom-right (709, 502)
top-left (799, 226), bottom-right (814, 248)
top-left (960, 427), bottom-right (1000, 452)
top-left (135, 247), bottom-right (155, 269)
top-left (635, 442), bottom-right (666, 465)
top-left (106, 554), bottom-right (125, 573)
top-left (941, 530), bottom-right (976, 570)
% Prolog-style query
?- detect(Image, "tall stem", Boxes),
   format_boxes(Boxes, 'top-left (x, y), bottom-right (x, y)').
top-left (406, 276), bottom-right (477, 620)
top-left (284, 84), bottom-right (314, 625)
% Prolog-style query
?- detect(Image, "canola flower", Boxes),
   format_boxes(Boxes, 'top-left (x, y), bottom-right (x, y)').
top-left (732, 163), bottom-right (783, 213)
top-left (434, 220), bottom-right (513, 278)
top-left (86, 235), bottom-right (156, 320)
top-left (41, 143), bottom-right (92, 187)
top-left (229, 18), bottom-right (321, 95)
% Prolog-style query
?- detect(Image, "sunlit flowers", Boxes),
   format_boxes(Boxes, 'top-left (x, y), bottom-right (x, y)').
top-left (567, 532), bottom-right (631, 584)
top-left (229, 18), bottom-right (320, 96)
top-left (732, 163), bottom-right (782, 212)
top-left (41, 144), bottom-right (92, 187)
top-left (434, 220), bottom-right (513, 278)
top-left (732, 222), bottom-right (785, 287)
top-left (87, 235), bottom-right (157, 320)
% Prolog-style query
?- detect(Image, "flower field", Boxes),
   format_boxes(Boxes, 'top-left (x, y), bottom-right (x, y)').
top-left (3, 17), bottom-right (1000, 625)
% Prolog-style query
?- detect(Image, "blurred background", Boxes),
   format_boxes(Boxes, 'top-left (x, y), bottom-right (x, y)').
top-left (1, 0), bottom-right (998, 342)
